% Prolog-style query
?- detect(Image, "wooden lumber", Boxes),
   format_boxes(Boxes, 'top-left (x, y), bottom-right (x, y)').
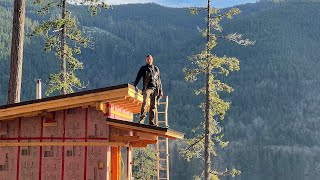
top-left (131, 140), bottom-right (157, 147)
top-left (0, 141), bottom-right (126, 147)
top-left (0, 84), bottom-right (145, 121)
top-left (110, 135), bottom-right (140, 142)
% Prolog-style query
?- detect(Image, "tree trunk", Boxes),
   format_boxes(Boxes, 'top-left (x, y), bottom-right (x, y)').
top-left (204, 0), bottom-right (211, 179)
top-left (7, 0), bottom-right (26, 104)
top-left (61, 0), bottom-right (67, 95)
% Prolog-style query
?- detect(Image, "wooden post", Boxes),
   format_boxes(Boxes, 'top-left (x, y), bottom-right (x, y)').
top-left (111, 147), bottom-right (120, 180)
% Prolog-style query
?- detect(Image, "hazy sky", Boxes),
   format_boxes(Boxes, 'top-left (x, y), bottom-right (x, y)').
top-left (103, 0), bottom-right (258, 8)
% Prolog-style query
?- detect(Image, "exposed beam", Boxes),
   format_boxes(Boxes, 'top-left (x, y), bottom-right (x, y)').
top-left (106, 121), bottom-right (184, 139)
top-left (134, 131), bottom-right (158, 140)
top-left (131, 140), bottom-right (157, 147)
top-left (110, 135), bottom-right (140, 142)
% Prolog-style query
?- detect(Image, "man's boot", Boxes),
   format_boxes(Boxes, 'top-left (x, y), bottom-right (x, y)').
top-left (139, 116), bottom-right (145, 124)
top-left (149, 120), bottom-right (156, 126)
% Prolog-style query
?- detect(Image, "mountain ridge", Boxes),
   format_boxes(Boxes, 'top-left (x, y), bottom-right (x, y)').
top-left (1, 1), bottom-right (320, 179)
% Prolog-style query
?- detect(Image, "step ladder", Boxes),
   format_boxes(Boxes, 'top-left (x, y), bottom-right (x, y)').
top-left (156, 96), bottom-right (169, 180)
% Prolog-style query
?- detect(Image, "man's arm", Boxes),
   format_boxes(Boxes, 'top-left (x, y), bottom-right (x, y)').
top-left (133, 67), bottom-right (144, 87)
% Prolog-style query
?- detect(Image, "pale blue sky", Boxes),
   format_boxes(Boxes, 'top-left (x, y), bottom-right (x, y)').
top-left (103, 0), bottom-right (258, 8)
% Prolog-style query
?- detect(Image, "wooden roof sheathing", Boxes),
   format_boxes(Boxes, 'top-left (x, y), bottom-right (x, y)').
top-left (0, 84), bottom-right (143, 121)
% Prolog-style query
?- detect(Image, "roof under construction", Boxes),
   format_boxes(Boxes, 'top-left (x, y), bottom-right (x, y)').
top-left (106, 118), bottom-right (184, 139)
top-left (0, 84), bottom-right (143, 121)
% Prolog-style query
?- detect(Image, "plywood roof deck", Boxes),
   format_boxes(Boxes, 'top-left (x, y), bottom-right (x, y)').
top-left (0, 84), bottom-right (143, 121)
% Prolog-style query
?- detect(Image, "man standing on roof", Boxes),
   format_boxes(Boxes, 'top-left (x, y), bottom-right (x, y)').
top-left (133, 54), bottom-right (163, 126)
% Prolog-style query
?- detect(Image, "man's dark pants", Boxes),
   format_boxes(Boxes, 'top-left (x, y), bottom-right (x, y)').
top-left (140, 88), bottom-right (157, 125)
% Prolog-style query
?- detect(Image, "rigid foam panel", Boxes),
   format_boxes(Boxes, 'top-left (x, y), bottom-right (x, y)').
top-left (65, 108), bottom-right (86, 138)
top-left (86, 142), bottom-right (108, 180)
top-left (19, 140), bottom-right (40, 180)
top-left (42, 111), bottom-right (64, 138)
top-left (0, 142), bottom-right (18, 180)
top-left (41, 140), bottom-right (63, 180)
top-left (21, 117), bottom-right (41, 138)
top-left (87, 108), bottom-right (109, 139)
top-left (0, 119), bottom-right (19, 138)
top-left (64, 140), bottom-right (85, 180)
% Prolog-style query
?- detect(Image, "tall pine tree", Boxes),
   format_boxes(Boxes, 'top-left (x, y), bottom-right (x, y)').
top-left (33, 0), bottom-right (109, 95)
top-left (181, 0), bottom-right (254, 179)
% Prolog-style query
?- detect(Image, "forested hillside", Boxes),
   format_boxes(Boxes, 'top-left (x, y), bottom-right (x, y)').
top-left (1, 1), bottom-right (320, 179)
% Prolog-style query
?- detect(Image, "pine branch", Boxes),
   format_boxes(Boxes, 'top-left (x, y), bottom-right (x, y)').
top-left (185, 135), bottom-right (205, 151)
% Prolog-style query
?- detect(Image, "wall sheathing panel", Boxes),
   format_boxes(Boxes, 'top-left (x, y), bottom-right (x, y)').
top-left (43, 111), bottom-right (64, 138)
top-left (87, 107), bottom-right (109, 180)
top-left (65, 108), bottom-right (85, 138)
top-left (86, 142), bottom-right (108, 180)
top-left (21, 117), bottom-right (41, 138)
top-left (0, 144), bottom-right (18, 180)
top-left (19, 140), bottom-right (40, 180)
top-left (0, 104), bottom-right (132, 180)
top-left (0, 118), bottom-right (19, 180)
top-left (0, 119), bottom-right (19, 139)
top-left (87, 108), bottom-right (109, 139)
top-left (41, 139), bottom-right (63, 180)
top-left (64, 140), bottom-right (85, 180)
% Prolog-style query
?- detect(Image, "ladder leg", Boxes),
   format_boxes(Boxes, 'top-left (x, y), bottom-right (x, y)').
top-left (156, 96), bottom-right (170, 180)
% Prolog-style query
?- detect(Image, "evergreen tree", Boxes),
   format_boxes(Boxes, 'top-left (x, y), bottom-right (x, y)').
top-left (180, 0), bottom-right (254, 179)
top-left (32, 0), bottom-right (109, 95)
top-left (132, 145), bottom-right (157, 179)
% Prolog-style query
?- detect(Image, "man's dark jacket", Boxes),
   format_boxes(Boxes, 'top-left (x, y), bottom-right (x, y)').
top-left (133, 64), bottom-right (162, 93)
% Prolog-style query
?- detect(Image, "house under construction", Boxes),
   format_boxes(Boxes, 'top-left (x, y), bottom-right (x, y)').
top-left (0, 84), bottom-right (183, 180)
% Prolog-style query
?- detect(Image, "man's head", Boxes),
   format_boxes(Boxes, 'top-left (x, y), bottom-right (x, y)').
top-left (146, 54), bottom-right (153, 65)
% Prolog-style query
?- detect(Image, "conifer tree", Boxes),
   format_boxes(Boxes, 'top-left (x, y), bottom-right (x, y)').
top-left (33, 0), bottom-right (109, 95)
top-left (7, 0), bottom-right (26, 104)
top-left (132, 146), bottom-right (157, 179)
top-left (181, 0), bottom-right (254, 179)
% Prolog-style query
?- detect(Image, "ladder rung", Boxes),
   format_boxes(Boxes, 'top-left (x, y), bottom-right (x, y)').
top-left (159, 158), bottom-right (167, 161)
top-left (159, 169), bottom-right (167, 171)
top-left (157, 112), bottom-right (166, 114)
top-left (158, 102), bottom-right (167, 104)
top-left (158, 149), bottom-right (167, 151)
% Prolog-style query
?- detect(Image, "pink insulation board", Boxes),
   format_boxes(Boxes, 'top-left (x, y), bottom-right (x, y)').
top-left (87, 108), bottom-right (109, 139)
top-left (42, 111), bottom-right (64, 138)
top-left (0, 119), bottom-right (19, 139)
top-left (64, 140), bottom-right (85, 180)
top-left (0, 104), bottom-right (133, 180)
top-left (86, 142), bottom-right (108, 180)
top-left (19, 140), bottom-right (40, 180)
top-left (21, 117), bottom-right (41, 138)
top-left (41, 139), bottom-right (63, 180)
top-left (0, 144), bottom-right (18, 180)
top-left (65, 108), bottom-right (86, 138)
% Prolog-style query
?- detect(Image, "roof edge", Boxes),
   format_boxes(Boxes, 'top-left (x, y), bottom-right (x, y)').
top-left (0, 83), bottom-right (132, 110)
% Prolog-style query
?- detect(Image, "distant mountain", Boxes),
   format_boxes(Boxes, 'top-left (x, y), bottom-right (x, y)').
top-left (1, 1), bottom-right (320, 179)
top-left (159, 0), bottom-right (257, 8)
